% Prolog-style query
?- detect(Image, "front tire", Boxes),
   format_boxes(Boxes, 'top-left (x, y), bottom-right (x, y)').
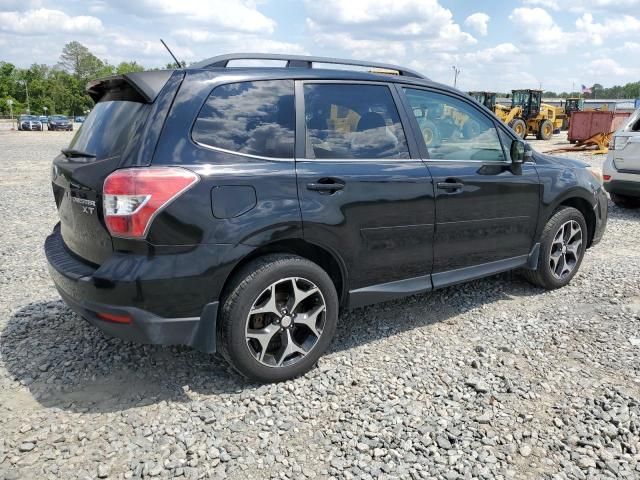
top-left (537, 119), bottom-right (553, 140)
top-left (218, 254), bottom-right (338, 383)
top-left (509, 118), bottom-right (526, 139)
top-left (522, 207), bottom-right (587, 289)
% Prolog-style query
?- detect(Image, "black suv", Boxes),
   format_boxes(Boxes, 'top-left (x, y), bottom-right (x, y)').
top-left (45, 54), bottom-right (607, 382)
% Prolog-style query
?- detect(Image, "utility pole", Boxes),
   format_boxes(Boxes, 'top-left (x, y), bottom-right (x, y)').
top-left (7, 99), bottom-right (13, 129)
top-left (19, 80), bottom-right (30, 113)
top-left (452, 65), bottom-right (461, 89)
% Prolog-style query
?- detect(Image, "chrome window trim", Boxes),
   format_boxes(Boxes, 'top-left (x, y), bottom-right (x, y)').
top-left (193, 140), bottom-right (295, 162)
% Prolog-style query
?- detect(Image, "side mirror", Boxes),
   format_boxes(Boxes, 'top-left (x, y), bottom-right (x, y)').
top-left (511, 139), bottom-right (525, 164)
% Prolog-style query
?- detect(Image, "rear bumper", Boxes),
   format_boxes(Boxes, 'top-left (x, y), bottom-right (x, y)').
top-left (44, 224), bottom-right (219, 353)
top-left (603, 180), bottom-right (640, 198)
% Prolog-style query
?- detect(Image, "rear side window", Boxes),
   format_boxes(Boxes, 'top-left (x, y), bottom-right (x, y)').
top-left (193, 80), bottom-right (295, 158)
top-left (68, 101), bottom-right (148, 159)
top-left (304, 83), bottom-right (409, 159)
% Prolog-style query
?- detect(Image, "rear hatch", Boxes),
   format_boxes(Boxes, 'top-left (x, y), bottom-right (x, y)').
top-left (52, 71), bottom-right (173, 265)
top-left (613, 109), bottom-right (640, 173)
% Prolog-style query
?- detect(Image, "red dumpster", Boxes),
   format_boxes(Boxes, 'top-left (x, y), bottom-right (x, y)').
top-left (568, 111), bottom-right (631, 143)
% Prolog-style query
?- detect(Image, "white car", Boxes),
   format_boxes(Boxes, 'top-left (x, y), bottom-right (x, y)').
top-left (603, 108), bottom-right (640, 208)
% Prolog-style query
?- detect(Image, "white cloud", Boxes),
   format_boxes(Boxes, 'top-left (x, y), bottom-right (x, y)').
top-left (468, 43), bottom-right (520, 64)
top-left (110, 0), bottom-right (276, 34)
top-left (575, 13), bottom-right (640, 45)
top-left (509, 7), bottom-right (564, 52)
top-left (465, 13), bottom-right (490, 36)
top-left (171, 29), bottom-right (306, 56)
top-left (304, 0), bottom-right (474, 42)
top-left (0, 8), bottom-right (103, 35)
top-left (586, 58), bottom-right (639, 76)
top-left (304, 0), bottom-right (476, 63)
top-left (524, 0), bottom-right (640, 14)
top-left (0, 0), bottom-right (43, 10)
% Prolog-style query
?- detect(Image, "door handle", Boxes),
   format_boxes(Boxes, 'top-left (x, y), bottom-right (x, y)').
top-left (307, 180), bottom-right (345, 193)
top-left (437, 181), bottom-right (464, 191)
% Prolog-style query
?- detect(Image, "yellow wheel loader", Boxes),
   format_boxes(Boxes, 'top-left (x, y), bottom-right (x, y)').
top-left (559, 97), bottom-right (584, 130)
top-left (468, 91), bottom-right (496, 111)
top-left (497, 90), bottom-right (562, 140)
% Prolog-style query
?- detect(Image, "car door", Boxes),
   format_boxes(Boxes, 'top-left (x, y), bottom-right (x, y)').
top-left (398, 86), bottom-right (540, 287)
top-left (295, 81), bottom-right (435, 305)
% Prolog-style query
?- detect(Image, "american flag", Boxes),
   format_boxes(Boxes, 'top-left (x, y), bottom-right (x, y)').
top-left (581, 84), bottom-right (592, 94)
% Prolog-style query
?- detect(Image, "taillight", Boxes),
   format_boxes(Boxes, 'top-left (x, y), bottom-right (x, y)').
top-left (103, 167), bottom-right (199, 239)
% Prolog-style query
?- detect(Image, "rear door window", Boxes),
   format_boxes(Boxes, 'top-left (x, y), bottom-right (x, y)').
top-left (303, 83), bottom-right (409, 159)
top-left (68, 101), bottom-right (149, 159)
top-left (192, 80), bottom-right (295, 158)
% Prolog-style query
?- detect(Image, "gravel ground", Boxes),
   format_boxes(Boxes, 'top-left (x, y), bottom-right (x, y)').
top-left (0, 131), bottom-right (639, 480)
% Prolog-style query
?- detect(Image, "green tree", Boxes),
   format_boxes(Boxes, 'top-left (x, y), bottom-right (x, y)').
top-left (58, 41), bottom-right (105, 82)
top-left (116, 61), bottom-right (145, 74)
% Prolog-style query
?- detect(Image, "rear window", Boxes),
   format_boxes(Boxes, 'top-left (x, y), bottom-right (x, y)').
top-left (192, 80), bottom-right (295, 158)
top-left (68, 101), bottom-right (149, 159)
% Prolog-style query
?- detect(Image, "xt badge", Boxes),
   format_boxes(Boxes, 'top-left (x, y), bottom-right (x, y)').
top-left (71, 196), bottom-right (96, 214)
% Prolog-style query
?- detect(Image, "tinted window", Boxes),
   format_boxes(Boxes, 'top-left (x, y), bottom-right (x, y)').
top-left (193, 80), bottom-right (295, 158)
top-left (69, 101), bottom-right (148, 159)
top-left (403, 88), bottom-right (506, 162)
top-left (304, 84), bottom-right (409, 159)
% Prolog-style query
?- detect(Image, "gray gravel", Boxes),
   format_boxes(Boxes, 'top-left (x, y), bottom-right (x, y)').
top-left (1, 130), bottom-right (639, 479)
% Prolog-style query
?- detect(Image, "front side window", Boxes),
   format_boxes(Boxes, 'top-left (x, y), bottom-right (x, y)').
top-left (304, 83), bottom-right (409, 159)
top-left (403, 88), bottom-right (506, 162)
top-left (193, 80), bottom-right (295, 158)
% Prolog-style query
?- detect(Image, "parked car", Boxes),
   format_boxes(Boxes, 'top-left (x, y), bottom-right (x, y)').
top-left (48, 115), bottom-right (73, 131)
top-left (39, 115), bottom-right (49, 124)
top-left (74, 116), bottom-right (85, 123)
top-left (603, 108), bottom-right (640, 208)
top-left (18, 114), bottom-right (42, 131)
top-left (45, 54), bottom-right (608, 382)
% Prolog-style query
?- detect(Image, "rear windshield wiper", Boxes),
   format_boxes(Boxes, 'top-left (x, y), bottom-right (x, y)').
top-left (61, 148), bottom-right (96, 159)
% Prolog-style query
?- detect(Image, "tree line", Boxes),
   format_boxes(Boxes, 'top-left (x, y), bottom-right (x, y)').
top-left (0, 41), bottom-right (173, 117)
top-left (1, 40), bottom-right (639, 117)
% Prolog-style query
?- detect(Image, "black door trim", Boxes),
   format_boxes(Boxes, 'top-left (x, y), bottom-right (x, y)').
top-left (347, 243), bottom-right (541, 309)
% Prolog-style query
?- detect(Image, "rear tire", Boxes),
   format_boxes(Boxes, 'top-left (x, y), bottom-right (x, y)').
top-left (611, 193), bottom-right (640, 209)
top-left (218, 254), bottom-right (338, 383)
top-left (522, 207), bottom-right (587, 290)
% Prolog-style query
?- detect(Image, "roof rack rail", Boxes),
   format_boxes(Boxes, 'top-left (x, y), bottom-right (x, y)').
top-left (191, 53), bottom-right (426, 79)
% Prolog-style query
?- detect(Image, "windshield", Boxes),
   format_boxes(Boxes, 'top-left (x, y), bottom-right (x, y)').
top-left (20, 115), bottom-right (37, 121)
top-left (68, 100), bottom-right (148, 159)
top-left (512, 91), bottom-right (528, 107)
top-left (51, 115), bottom-right (67, 120)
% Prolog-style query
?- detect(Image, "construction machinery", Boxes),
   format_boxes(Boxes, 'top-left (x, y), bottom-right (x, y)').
top-left (559, 97), bottom-right (585, 129)
top-left (469, 90), bottom-right (560, 140)
top-left (468, 91), bottom-right (496, 111)
top-left (493, 89), bottom-right (563, 140)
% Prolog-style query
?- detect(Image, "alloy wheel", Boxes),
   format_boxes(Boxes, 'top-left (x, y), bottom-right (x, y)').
top-left (549, 220), bottom-right (582, 279)
top-left (245, 277), bottom-right (326, 367)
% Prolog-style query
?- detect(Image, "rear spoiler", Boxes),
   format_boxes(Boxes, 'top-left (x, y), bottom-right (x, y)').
top-left (86, 70), bottom-right (174, 103)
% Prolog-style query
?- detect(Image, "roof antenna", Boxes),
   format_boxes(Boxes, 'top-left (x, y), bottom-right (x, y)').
top-left (160, 39), bottom-right (183, 68)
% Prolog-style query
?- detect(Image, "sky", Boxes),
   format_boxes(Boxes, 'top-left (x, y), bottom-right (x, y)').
top-left (0, 0), bottom-right (639, 93)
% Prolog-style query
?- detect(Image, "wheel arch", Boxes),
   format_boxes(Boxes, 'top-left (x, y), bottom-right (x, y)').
top-left (555, 196), bottom-right (597, 248)
top-left (220, 239), bottom-right (348, 307)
